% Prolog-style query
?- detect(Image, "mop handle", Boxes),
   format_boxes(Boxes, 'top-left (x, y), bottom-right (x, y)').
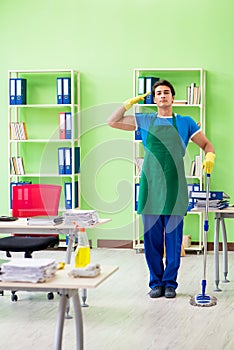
top-left (203, 174), bottom-right (210, 284)
top-left (204, 174), bottom-right (210, 232)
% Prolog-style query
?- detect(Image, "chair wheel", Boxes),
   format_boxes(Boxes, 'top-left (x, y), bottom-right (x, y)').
top-left (11, 294), bottom-right (18, 302)
top-left (47, 292), bottom-right (54, 300)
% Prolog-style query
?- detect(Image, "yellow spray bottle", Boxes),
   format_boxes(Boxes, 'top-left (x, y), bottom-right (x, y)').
top-left (74, 227), bottom-right (90, 268)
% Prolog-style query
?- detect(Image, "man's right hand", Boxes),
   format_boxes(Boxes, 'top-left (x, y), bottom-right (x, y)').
top-left (123, 92), bottom-right (150, 111)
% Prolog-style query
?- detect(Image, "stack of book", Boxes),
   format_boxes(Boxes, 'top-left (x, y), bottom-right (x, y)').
top-left (10, 157), bottom-right (25, 175)
top-left (10, 122), bottom-right (28, 140)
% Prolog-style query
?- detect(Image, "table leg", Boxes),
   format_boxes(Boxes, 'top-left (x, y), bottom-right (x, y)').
top-left (221, 217), bottom-right (229, 283)
top-left (81, 288), bottom-right (89, 307)
top-left (65, 229), bottom-right (75, 319)
top-left (54, 290), bottom-right (68, 350)
top-left (214, 215), bottom-right (222, 291)
top-left (72, 291), bottom-right (84, 350)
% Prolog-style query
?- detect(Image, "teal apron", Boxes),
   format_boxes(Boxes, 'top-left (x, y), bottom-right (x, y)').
top-left (137, 114), bottom-right (188, 216)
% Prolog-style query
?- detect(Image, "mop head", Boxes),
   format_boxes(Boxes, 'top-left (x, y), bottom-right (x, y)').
top-left (190, 294), bottom-right (217, 307)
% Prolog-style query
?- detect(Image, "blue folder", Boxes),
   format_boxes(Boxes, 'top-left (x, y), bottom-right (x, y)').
top-left (16, 78), bottom-right (27, 105)
top-left (62, 78), bottom-right (71, 104)
top-left (57, 78), bottom-right (63, 104)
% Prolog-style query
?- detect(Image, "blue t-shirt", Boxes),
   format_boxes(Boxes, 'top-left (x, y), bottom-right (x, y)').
top-left (135, 113), bottom-right (200, 155)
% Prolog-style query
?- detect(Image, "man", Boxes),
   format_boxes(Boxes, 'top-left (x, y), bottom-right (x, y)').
top-left (107, 80), bottom-right (215, 298)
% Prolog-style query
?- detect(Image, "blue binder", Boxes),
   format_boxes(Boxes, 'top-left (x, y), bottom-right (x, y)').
top-left (145, 77), bottom-right (159, 104)
top-left (135, 127), bottom-right (142, 141)
top-left (64, 181), bottom-right (78, 209)
top-left (135, 183), bottom-right (140, 211)
top-left (74, 147), bottom-right (80, 173)
top-left (65, 112), bottom-right (72, 139)
top-left (16, 78), bottom-right (27, 105)
top-left (58, 147), bottom-right (65, 174)
top-left (138, 76), bottom-right (145, 104)
top-left (57, 78), bottom-right (63, 104)
top-left (64, 147), bottom-right (72, 174)
top-left (62, 77), bottom-right (71, 104)
top-left (9, 78), bottom-right (16, 105)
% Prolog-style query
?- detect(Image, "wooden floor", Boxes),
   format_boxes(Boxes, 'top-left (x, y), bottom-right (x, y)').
top-left (1, 248), bottom-right (234, 350)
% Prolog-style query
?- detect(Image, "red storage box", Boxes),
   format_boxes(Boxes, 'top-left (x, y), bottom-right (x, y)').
top-left (12, 184), bottom-right (61, 218)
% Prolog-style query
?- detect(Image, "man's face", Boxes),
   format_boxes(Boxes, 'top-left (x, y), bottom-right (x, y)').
top-left (153, 85), bottom-right (174, 107)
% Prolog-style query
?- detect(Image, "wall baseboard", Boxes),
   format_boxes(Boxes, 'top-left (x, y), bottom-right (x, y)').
top-left (97, 239), bottom-right (133, 249)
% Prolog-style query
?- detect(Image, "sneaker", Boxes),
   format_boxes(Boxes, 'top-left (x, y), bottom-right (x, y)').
top-left (149, 286), bottom-right (165, 298)
top-left (165, 287), bottom-right (176, 298)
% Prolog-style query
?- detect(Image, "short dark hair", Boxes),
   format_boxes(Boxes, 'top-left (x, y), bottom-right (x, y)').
top-left (152, 79), bottom-right (175, 97)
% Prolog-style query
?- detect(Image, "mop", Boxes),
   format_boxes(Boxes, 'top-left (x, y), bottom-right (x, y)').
top-left (190, 174), bottom-right (217, 307)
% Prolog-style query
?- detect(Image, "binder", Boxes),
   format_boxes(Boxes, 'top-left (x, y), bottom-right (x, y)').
top-left (58, 112), bottom-right (66, 139)
top-left (187, 183), bottom-right (200, 211)
top-left (138, 77), bottom-right (145, 104)
top-left (58, 147), bottom-right (65, 174)
top-left (145, 77), bottom-right (159, 104)
top-left (65, 112), bottom-right (72, 139)
top-left (9, 78), bottom-right (16, 105)
top-left (135, 183), bottom-right (140, 211)
top-left (10, 181), bottom-right (31, 209)
top-left (16, 78), bottom-right (27, 105)
top-left (57, 78), bottom-right (63, 104)
top-left (74, 147), bottom-right (80, 173)
top-left (64, 181), bottom-right (78, 209)
top-left (135, 126), bottom-right (142, 141)
top-left (62, 77), bottom-right (71, 104)
top-left (190, 191), bottom-right (229, 200)
top-left (64, 147), bottom-right (72, 174)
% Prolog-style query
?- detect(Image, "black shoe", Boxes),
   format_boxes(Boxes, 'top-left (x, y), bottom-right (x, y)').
top-left (149, 286), bottom-right (164, 298)
top-left (165, 287), bottom-right (176, 298)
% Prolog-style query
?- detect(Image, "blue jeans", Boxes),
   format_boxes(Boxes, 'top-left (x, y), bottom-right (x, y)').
top-left (142, 214), bottom-right (184, 290)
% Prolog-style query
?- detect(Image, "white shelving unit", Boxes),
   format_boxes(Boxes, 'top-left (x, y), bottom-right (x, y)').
top-left (132, 68), bottom-right (206, 253)
top-left (8, 69), bottom-right (80, 213)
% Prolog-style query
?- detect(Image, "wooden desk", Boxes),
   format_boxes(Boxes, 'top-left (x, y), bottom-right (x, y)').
top-left (0, 218), bottom-right (111, 305)
top-left (192, 207), bottom-right (234, 291)
top-left (0, 264), bottom-right (119, 350)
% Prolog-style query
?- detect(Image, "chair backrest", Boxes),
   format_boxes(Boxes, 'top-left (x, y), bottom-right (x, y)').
top-left (12, 184), bottom-right (62, 218)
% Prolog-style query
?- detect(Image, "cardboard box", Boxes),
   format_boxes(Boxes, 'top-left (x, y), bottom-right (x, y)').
top-left (183, 235), bottom-right (192, 248)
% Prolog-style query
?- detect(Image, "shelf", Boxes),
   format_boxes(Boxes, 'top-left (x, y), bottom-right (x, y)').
top-left (8, 69), bottom-right (80, 212)
top-left (10, 139), bottom-right (79, 143)
top-left (9, 104), bottom-right (80, 108)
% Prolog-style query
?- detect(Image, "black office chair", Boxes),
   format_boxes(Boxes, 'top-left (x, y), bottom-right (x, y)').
top-left (0, 184), bottom-right (61, 301)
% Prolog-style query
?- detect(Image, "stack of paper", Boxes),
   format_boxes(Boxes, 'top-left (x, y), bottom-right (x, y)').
top-left (27, 216), bottom-right (58, 226)
top-left (63, 209), bottom-right (99, 227)
top-left (1, 258), bottom-right (57, 283)
top-left (194, 199), bottom-right (229, 209)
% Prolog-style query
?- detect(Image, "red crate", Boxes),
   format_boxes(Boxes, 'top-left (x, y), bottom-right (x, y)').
top-left (12, 184), bottom-right (61, 217)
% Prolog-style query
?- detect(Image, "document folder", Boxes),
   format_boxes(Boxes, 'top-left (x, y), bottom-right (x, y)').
top-left (145, 77), bottom-right (159, 104)
top-left (9, 78), bottom-right (16, 105)
top-left (16, 78), bottom-right (27, 105)
top-left (138, 76), bottom-right (145, 104)
top-left (57, 78), bottom-right (63, 104)
top-left (58, 112), bottom-right (66, 139)
top-left (58, 147), bottom-right (65, 174)
top-left (65, 112), bottom-right (72, 139)
top-left (64, 181), bottom-right (78, 209)
top-left (64, 147), bottom-right (72, 174)
top-left (62, 77), bottom-right (71, 104)
top-left (190, 191), bottom-right (230, 200)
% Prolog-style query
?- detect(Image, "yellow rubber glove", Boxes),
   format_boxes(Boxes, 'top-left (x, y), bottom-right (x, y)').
top-left (202, 152), bottom-right (216, 174)
top-left (123, 92), bottom-right (150, 111)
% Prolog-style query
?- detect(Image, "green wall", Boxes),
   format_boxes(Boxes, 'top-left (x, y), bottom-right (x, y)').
top-left (0, 0), bottom-right (234, 244)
